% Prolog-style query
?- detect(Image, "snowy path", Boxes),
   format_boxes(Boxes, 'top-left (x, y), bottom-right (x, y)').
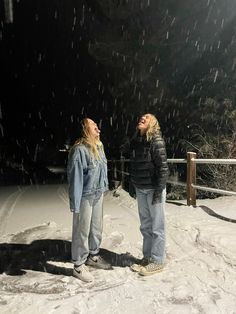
top-left (0, 184), bottom-right (236, 313)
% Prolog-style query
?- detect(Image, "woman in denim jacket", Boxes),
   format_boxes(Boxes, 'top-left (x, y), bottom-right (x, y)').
top-left (67, 118), bottom-right (111, 282)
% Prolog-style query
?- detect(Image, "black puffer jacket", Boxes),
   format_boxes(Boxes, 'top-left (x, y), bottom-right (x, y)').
top-left (129, 132), bottom-right (169, 194)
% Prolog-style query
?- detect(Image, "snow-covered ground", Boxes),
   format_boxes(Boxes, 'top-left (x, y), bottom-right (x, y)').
top-left (0, 184), bottom-right (235, 314)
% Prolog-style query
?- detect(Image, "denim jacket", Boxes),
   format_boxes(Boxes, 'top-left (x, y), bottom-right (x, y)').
top-left (67, 143), bottom-right (108, 213)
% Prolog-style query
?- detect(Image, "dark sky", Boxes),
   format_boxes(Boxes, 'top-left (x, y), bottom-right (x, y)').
top-left (0, 1), bottom-right (120, 154)
top-left (1, 0), bottom-right (236, 164)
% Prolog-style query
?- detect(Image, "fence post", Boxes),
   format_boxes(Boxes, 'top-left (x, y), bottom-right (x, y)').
top-left (187, 152), bottom-right (196, 206)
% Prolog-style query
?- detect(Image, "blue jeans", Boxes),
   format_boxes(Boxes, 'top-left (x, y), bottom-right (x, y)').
top-left (71, 192), bottom-right (103, 266)
top-left (135, 187), bottom-right (166, 264)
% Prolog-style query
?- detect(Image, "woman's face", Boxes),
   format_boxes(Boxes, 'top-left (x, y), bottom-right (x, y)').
top-left (137, 114), bottom-right (151, 134)
top-left (86, 119), bottom-right (100, 138)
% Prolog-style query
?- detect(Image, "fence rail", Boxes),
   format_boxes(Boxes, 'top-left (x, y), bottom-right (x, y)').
top-left (108, 152), bottom-right (236, 206)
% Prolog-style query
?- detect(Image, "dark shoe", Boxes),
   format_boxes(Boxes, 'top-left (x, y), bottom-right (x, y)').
top-left (85, 255), bottom-right (112, 270)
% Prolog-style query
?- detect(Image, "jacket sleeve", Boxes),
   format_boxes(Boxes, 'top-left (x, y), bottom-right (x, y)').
top-left (151, 136), bottom-right (169, 194)
top-left (67, 148), bottom-right (84, 212)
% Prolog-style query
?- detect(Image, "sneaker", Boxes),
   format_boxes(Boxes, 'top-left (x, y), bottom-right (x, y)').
top-left (130, 257), bottom-right (149, 272)
top-left (138, 262), bottom-right (164, 276)
top-left (73, 264), bottom-right (94, 282)
top-left (85, 254), bottom-right (112, 270)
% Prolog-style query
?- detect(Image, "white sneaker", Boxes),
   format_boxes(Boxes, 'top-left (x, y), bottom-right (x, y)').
top-left (85, 255), bottom-right (112, 270)
top-left (73, 264), bottom-right (94, 282)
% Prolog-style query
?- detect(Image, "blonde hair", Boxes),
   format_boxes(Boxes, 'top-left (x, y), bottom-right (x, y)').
top-left (74, 118), bottom-right (103, 160)
top-left (144, 113), bottom-right (161, 141)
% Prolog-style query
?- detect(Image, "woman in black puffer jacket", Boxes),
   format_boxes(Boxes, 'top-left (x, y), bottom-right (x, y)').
top-left (128, 113), bottom-right (169, 276)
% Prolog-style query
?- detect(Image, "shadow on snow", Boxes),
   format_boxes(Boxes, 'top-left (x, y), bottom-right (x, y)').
top-left (0, 239), bottom-right (140, 276)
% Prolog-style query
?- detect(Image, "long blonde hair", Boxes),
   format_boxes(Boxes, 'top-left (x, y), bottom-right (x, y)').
top-left (74, 118), bottom-right (103, 160)
top-left (144, 113), bottom-right (161, 141)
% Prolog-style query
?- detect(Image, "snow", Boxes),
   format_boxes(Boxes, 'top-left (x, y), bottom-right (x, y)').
top-left (0, 184), bottom-right (236, 313)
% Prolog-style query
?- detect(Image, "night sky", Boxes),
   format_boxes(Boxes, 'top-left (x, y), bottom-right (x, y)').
top-left (0, 0), bottom-right (236, 181)
top-left (1, 1), bottom-right (114, 148)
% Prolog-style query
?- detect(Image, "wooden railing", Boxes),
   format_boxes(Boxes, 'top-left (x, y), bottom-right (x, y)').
top-left (108, 152), bottom-right (236, 206)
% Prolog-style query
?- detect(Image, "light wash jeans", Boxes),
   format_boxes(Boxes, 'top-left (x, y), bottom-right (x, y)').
top-left (71, 192), bottom-right (103, 266)
top-left (135, 187), bottom-right (166, 264)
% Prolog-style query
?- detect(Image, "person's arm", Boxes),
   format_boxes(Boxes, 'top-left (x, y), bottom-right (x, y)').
top-left (151, 136), bottom-right (169, 204)
top-left (67, 147), bottom-right (84, 212)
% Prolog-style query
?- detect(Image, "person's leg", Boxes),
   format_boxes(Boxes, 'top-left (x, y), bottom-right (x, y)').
top-left (88, 193), bottom-right (104, 255)
top-left (71, 198), bottom-right (93, 266)
top-left (135, 187), bottom-right (153, 260)
top-left (138, 189), bottom-right (166, 276)
top-left (146, 188), bottom-right (166, 264)
top-left (86, 193), bottom-right (112, 269)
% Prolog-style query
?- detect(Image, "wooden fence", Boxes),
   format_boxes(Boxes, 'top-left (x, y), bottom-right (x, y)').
top-left (108, 152), bottom-right (236, 206)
